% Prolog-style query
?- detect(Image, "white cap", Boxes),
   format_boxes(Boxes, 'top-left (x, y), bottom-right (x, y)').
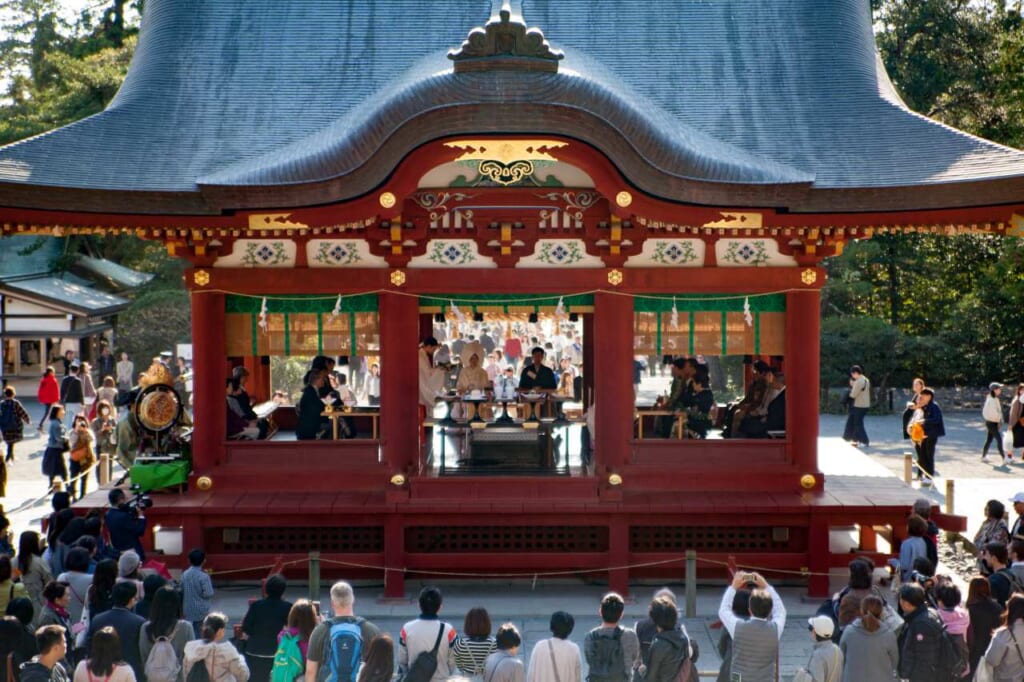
top-left (807, 615), bottom-right (835, 638)
top-left (1010, 492), bottom-right (1024, 504)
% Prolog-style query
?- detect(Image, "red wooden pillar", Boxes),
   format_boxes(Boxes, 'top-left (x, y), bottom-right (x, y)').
top-left (191, 289), bottom-right (226, 470)
top-left (808, 513), bottom-right (830, 597)
top-left (383, 515), bottom-right (405, 599)
top-left (593, 292), bottom-right (634, 472)
top-left (380, 293), bottom-right (419, 474)
top-left (785, 289), bottom-right (821, 478)
top-left (582, 313), bottom-right (595, 406)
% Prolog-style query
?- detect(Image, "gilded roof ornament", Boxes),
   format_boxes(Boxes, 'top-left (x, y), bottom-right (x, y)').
top-left (449, 0), bottom-right (564, 73)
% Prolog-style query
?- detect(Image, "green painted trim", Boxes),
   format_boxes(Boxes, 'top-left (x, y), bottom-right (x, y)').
top-left (316, 314), bottom-right (324, 355)
top-left (419, 293), bottom-right (594, 311)
top-left (688, 312), bottom-right (695, 356)
top-left (226, 294), bottom-right (378, 314)
top-left (754, 312), bottom-right (761, 354)
top-left (655, 310), bottom-right (662, 356)
top-left (283, 313), bottom-right (290, 355)
top-left (720, 311), bottom-right (727, 354)
top-left (349, 312), bottom-right (357, 355)
top-left (633, 293), bottom-right (785, 313)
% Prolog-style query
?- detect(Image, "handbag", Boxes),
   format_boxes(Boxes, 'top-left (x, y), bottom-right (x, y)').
top-left (60, 437), bottom-right (70, 453)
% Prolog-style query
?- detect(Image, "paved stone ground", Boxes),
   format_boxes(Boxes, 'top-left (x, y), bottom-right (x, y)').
top-left (1, 396), bottom-right (1016, 680)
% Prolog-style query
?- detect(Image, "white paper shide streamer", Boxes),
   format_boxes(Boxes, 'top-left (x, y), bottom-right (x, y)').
top-left (257, 297), bottom-right (269, 334)
top-left (670, 297), bottom-right (679, 331)
top-left (554, 296), bottom-right (567, 320)
top-left (743, 296), bottom-right (753, 327)
top-left (328, 295), bottom-right (342, 323)
top-left (450, 300), bottom-right (466, 324)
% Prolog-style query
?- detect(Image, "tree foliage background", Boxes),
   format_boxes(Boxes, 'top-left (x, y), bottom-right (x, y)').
top-left (0, 0), bottom-right (189, 365)
top-left (0, 0), bottom-right (1022, 391)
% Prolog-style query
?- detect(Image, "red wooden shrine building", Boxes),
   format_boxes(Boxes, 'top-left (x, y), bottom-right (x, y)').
top-left (2, 0), bottom-right (1023, 596)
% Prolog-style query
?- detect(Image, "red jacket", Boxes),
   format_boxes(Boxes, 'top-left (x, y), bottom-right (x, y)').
top-left (37, 374), bottom-right (60, 404)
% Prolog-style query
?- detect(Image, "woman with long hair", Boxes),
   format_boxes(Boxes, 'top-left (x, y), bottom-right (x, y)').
top-left (983, 594), bottom-right (1024, 681)
top-left (967, 577), bottom-right (1004, 675)
top-left (15, 531), bottom-right (51, 625)
top-left (276, 599), bottom-right (318, 677)
top-left (68, 415), bottom-right (96, 500)
top-left (86, 559), bottom-right (118, 624)
top-left (357, 634), bottom-right (395, 682)
top-left (838, 595), bottom-right (899, 682)
top-left (91, 399), bottom-right (117, 486)
top-left (0, 614), bottom-right (37, 680)
top-left (452, 607), bottom-right (496, 679)
top-left (42, 404), bottom-right (69, 490)
top-left (73, 626), bottom-right (135, 682)
top-left (140, 586), bottom-right (194, 682)
top-left (183, 613), bottom-right (249, 682)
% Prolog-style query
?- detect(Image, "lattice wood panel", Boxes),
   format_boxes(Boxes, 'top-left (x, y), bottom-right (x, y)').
top-left (630, 526), bottom-right (797, 552)
top-left (212, 527), bottom-right (384, 553)
top-left (406, 526), bottom-right (608, 553)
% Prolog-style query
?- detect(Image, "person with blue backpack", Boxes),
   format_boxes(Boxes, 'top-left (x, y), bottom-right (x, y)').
top-left (304, 582), bottom-right (380, 682)
top-left (0, 387), bottom-right (31, 496)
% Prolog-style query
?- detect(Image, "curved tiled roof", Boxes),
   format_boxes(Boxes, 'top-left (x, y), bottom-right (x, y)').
top-left (0, 0), bottom-right (1023, 214)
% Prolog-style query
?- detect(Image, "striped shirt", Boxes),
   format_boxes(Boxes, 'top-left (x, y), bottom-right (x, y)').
top-left (453, 636), bottom-right (496, 677)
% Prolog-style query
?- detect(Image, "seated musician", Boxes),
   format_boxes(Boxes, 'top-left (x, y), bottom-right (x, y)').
top-left (738, 369), bottom-right (786, 438)
top-left (226, 379), bottom-right (260, 440)
top-left (296, 370), bottom-right (329, 440)
top-left (687, 370), bottom-right (715, 438)
top-left (655, 357), bottom-right (696, 437)
top-left (229, 367), bottom-right (269, 438)
top-left (328, 373), bottom-right (357, 438)
top-left (723, 360), bottom-right (771, 438)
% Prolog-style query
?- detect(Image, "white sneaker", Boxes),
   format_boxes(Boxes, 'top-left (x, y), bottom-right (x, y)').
top-left (982, 455), bottom-right (990, 463)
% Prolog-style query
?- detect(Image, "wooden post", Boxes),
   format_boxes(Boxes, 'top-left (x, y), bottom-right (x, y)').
top-left (785, 289), bottom-right (821, 478)
top-left (308, 551), bottom-right (321, 603)
top-left (379, 293), bottom-right (419, 474)
top-left (593, 292), bottom-right (634, 472)
top-left (685, 550), bottom-right (697, 618)
top-left (945, 479), bottom-right (956, 542)
top-left (190, 288), bottom-right (226, 470)
top-left (903, 453), bottom-right (913, 484)
top-left (98, 454), bottom-right (110, 485)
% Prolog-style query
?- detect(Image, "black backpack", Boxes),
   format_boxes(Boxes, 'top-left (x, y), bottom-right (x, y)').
top-left (401, 623), bottom-right (445, 682)
top-left (586, 627), bottom-right (624, 682)
top-left (186, 656), bottom-right (212, 682)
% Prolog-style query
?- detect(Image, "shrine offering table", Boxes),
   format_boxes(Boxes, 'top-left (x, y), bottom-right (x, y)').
top-left (321, 408), bottom-right (380, 440)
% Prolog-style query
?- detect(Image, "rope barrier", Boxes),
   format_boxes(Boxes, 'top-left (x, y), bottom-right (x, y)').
top-left (207, 558), bottom-right (307, 577)
top-left (5, 459), bottom-right (102, 516)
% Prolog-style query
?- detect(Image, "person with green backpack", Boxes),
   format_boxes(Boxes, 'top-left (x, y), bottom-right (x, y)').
top-left (272, 600), bottom-right (318, 682)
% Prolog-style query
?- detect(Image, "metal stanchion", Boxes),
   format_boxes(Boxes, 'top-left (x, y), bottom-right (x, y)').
top-left (903, 453), bottom-right (913, 484)
top-left (308, 550), bottom-right (321, 603)
top-left (685, 550), bottom-right (697, 618)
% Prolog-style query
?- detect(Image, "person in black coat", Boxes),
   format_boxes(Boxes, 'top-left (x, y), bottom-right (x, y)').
top-left (0, 614), bottom-right (37, 682)
top-left (738, 373), bottom-right (786, 438)
top-left (896, 583), bottom-right (954, 682)
top-left (104, 489), bottom-right (147, 560)
top-left (296, 371), bottom-right (330, 440)
top-left (87, 583), bottom-right (145, 680)
top-left (242, 574), bottom-right (293, 681)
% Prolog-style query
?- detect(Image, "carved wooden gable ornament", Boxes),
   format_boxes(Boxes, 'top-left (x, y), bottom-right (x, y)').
top-left (449, 0), bottom-right (564, 73)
